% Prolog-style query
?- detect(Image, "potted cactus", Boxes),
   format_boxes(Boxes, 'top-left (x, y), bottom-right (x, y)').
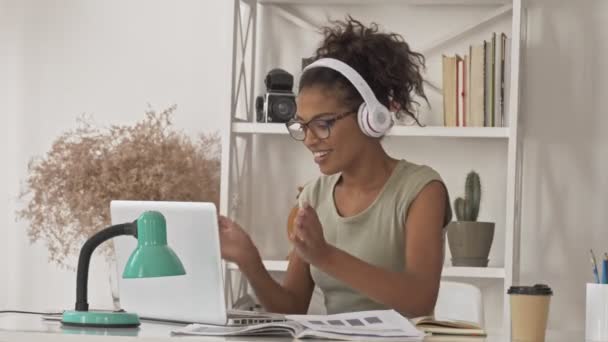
top-left (447, 171), bottom-right (495, 267)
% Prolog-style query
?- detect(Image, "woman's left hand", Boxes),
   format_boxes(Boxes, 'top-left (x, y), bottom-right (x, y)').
top-left (289, 202), bottom-right (334, 266)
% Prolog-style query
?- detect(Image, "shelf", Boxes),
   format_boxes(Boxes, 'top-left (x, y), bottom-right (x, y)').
top-left (442, 266), bottom-right (506, 279)
top-left (233, 122), bottom-right (289, 134)
top-left (227, 260), bottom-right (506, 279)
top-left (259, 0), bottom-right (510, 5)
top-left (233, 122), bottom-right (509, 138)
top-left (387, 125), bottom-right (509, 138)
top-left (226, 260), bottom-right (289, 272)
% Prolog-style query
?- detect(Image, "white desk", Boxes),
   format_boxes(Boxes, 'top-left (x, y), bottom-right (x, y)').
top-left (0, 313), bottom-right (583, 341)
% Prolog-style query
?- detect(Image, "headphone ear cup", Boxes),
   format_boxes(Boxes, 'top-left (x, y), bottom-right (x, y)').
top-left (357, 103), bottom-right (372, 137)
top-left (358, 103), bottom-right (392, 138)
top-left (369, 106), bottom-right (393, 136)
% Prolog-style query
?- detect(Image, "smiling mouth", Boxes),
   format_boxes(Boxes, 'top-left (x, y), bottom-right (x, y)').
top-left (313, 150), bottom-right (331, 163)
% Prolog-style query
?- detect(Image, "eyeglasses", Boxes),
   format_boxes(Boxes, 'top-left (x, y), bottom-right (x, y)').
top-left (285, 111), bottom-right (356, 141)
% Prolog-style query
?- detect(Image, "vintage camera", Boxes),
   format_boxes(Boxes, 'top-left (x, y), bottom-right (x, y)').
top-left (255, 68), bottom-right (296, 123)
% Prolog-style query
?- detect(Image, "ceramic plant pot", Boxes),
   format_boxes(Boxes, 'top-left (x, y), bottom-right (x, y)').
top-left (447, 221), bottom-right (495, 267)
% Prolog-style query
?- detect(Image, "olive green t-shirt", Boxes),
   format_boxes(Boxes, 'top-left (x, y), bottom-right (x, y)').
top-left (298, 159), bottom-right (452, 314)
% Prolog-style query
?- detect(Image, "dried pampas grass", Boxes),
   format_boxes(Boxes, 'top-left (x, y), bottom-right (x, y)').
top-left (17, 105), bottom-right (221, 268)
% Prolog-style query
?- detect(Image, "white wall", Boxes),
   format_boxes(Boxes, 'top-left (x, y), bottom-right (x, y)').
top-left (0, 0), bottom-right (26, 309)
top-left (1, 0), bottom-right (233, 311)
top-left (519, 0), bottom-right (608, 333)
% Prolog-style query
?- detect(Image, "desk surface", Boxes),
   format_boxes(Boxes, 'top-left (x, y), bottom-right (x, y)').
top-left (0, 313), bottom-right (583, 342)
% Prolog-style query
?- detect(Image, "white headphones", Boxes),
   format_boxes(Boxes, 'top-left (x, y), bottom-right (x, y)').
top-left (302, 58), bottom-right (394, 138)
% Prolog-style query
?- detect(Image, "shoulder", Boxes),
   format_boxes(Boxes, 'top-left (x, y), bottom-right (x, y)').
top-left (397, 160), bottom-right (444, 190)
top-left (395, 160), bottom-right (452, 226)
top-left (298, 173), bottom-right (339, 208)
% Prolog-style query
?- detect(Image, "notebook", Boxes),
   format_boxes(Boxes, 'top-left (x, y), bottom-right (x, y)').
top-left (411, 316), bottom-right (486, 336)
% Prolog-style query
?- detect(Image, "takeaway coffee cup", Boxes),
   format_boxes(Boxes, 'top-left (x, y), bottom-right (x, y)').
top-left (508, 284), bottom-right (553, 341)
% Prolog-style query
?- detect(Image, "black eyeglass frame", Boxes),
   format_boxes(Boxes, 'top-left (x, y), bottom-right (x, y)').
top-left (285, 111), bottom-right (356, 141)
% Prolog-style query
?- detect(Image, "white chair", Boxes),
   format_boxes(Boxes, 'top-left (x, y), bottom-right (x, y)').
top-left (434, 281), bottom-right (484, 326)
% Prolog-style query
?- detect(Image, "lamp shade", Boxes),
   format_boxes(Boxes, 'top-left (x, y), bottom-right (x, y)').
top-left (122, 211), bottom-right (186, 278)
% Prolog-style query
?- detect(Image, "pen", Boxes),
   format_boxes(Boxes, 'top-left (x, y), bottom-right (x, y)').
top-left (590, 249), bottom-right (600, 284)
top-left (603, 253), bottom-right (608, 285)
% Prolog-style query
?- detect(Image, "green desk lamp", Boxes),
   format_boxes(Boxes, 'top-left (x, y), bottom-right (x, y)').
top-left (61, 211), bottom-right (186, 328)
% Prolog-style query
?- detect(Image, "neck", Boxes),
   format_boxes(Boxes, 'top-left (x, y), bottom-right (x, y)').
top-left (339, 142), bottom-right (397, 192)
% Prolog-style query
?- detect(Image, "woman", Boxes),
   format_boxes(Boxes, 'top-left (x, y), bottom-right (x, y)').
top-left (219, 16), bottom-right (452, 318)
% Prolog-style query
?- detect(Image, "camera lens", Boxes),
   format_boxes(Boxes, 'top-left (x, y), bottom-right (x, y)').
top-left (271, 98), bottom-right (296, 121)
top-left (277, 102), bottom-right (289, 115)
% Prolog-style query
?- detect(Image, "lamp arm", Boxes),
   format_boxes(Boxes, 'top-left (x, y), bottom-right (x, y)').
top-left (75, 221), bottom-right (137, 311)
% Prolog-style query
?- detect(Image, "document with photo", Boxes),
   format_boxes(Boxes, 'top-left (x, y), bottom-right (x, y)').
top-left (172, 309), bottom-right (425, 341)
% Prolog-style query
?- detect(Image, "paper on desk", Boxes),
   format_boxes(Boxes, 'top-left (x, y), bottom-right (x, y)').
top-left (286, 309), bottom-right (424, 338)
top-left (172, 309), bottom-right (425, 341)
top-left (172, 321), bottom-right (304, 336)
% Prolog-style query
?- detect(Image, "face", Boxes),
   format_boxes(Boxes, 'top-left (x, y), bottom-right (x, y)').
top-left (293, 86), bottom-right (365, 175)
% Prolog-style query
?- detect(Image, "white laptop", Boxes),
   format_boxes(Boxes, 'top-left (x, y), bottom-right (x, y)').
top-left (110, 200), bottom-right (285, 325)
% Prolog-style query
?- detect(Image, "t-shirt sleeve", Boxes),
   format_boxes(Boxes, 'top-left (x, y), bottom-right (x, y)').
top-left (400, 166), bottom-right (453, 228)
top-left (298, 178), bottom-right (318, 209)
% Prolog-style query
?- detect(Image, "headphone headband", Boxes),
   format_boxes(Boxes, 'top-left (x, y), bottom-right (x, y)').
top-left (302, 58), bottom-right (384, 111)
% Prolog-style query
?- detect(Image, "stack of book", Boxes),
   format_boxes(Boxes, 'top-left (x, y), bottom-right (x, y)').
top-left (442, 32), bottom-right (510, 127)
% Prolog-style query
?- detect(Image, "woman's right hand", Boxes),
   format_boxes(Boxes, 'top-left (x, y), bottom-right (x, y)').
top-left (218, 215), bottom-right (260, 269)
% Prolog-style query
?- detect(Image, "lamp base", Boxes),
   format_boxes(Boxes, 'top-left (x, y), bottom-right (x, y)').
top-left (62, 310), bottom-right (140, 328)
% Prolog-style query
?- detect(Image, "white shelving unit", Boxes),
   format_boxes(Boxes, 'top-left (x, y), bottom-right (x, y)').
top-left (227, 260), bottom-right (507, 279)
top-left (259, 0), bottom-right (511, 4)
top-left (220, 0), bottom-right (525, 336)
top-left (233, 122), bottom-right (510, 138)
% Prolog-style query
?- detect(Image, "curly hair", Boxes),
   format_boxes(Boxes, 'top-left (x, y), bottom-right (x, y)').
top-left (299, 16), bottom-right (427, 126)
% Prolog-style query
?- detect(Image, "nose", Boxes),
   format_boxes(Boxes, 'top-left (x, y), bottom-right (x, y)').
top-left (303, 127), bottom-right (320, 147)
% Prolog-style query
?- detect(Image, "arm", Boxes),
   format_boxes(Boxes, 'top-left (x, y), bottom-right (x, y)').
top-left (218, 216), bottom-right (314, 314)
top-left (239, 251), bottom-right (314, 314)
top-left (292, 181), bottom-right (447, 317)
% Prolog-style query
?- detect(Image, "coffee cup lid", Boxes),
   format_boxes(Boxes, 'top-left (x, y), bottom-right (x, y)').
top-left (507, 284), bottom-right (553, 295)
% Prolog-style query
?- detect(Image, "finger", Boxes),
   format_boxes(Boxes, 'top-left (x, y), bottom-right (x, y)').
top-left (300, 204), bottom-right (316, 217)
top-left (295, 211), bottom-right (306, 228)
top-left (289, 219), bottom-right (303, 241)
top-left (297, 212), bottom-right (317, 235)
top-left (289, 234), bottom-right (304, 248)
top-left (218, 217), bottom-right (230, 229)
top-left (291, 231), bottom-right (307, 250)
top-left (288, 227), bottom-right (298, 242)
top-left (297, 206), bottom-right (307, 220)
top-left (297, 208), bottom-right (314, 227)
top-left (220, 216), bottom-right (238, 229)
top-left (293, 224), bottom-right (309, 244)
top-left (297, 210), bottom-right (314, 230)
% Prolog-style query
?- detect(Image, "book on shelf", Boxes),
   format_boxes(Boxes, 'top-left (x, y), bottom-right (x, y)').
top-left (484, 38), bottom-right (493, 127)
top-left (172, 309), bottom-right (425, 341)
top-left (457, 55), bottom-right (466, 127)
top-left (442, 32), bottom-right (511, 128)
top-left (501, 32), bottom-right (511, 127)
top-left (411, 315), bottom-right (486, 336)
top-left (442, 55), bottom-right (458, 127)
top-left (469, 43), bottom-right (485, 127)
